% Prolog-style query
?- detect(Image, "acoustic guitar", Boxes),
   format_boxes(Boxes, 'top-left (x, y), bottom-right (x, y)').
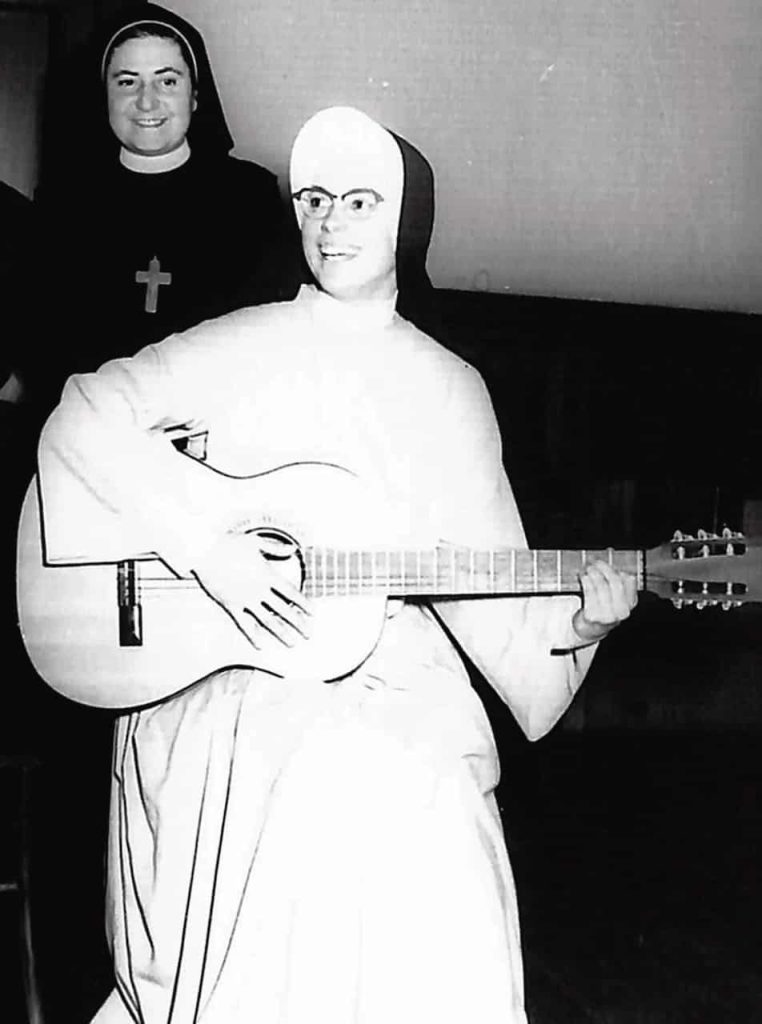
top-left (16, 462), bottom-right (760, 710)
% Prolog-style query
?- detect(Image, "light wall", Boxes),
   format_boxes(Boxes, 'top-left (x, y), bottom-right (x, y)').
top-left (167, 0), bottom-right (762, 312)
top-left (0, 4), bottom-right (50, 197)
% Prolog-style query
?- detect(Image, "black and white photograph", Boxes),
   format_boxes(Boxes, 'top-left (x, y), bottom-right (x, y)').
top-left (1, 1), bottom-right (760, 1021)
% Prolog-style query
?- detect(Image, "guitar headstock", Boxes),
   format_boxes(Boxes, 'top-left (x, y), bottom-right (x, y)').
top-left (645, 528), bottom-right (762, 609)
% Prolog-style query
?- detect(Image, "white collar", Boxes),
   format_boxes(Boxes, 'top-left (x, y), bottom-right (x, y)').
top-left (300, 284), bottom-right (398, 334)
top-left (119, 140), bottom-right (191, 174)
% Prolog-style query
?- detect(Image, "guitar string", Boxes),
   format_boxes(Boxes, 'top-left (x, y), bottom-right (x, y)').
top-left (131, 549), bottom-right (640, 597)
top-left (131, 555), bottom-right (672, 597)
top-left (134, 572), bottom-right (635, 594)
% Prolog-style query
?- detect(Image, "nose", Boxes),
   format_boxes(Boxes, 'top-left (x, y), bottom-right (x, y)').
top-left (135, 82), bottom-right (159, 112)
top-left (320, 201), bottom-right (349, 233)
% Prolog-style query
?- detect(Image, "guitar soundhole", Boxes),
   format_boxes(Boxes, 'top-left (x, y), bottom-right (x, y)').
top-left (252, 529), bottom-right (305, 589)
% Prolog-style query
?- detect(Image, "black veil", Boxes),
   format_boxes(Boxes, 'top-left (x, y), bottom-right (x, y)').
top-left (390, 129), bottom-right (440, 337)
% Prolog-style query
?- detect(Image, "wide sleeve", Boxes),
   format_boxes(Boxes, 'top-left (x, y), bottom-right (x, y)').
top-left (430, 364), bottom-right (599, 741)
top-left (37, 314), bottom-right (253, 576)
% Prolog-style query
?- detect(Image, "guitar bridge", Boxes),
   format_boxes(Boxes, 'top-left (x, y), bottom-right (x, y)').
top-left (117, 561), bottom-right (143, 646)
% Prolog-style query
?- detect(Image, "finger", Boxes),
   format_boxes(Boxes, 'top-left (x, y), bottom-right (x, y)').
top-left (621, 571), bottom-right (639, 610)
top-left (262, 597), bottom-right (311, 643)
top-left (583, 563), bottom-right (636, 623)
top-left (268, 596), bottom-right (311, 639)
top-left (580, 563), bottom-right (608, 603)
top-left (227, 606), bottom-right (262, 650)
top-left (244, 603), bottom-right (303, 647)
top-left (592, 562), bottom-right (638, 618)
top-left (258, 564), bottom-right (312, 616)
top-left (270, 581), bottom-right (313, 620)
top-left (579, 565), bottom-right (616, 625)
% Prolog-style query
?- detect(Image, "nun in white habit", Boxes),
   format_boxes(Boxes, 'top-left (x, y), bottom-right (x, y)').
top-left (38, 107), bottom-right (637, 1023)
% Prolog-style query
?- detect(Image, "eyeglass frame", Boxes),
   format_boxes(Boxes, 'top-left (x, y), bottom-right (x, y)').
top-left (291, 186), bottom-right (385, 221)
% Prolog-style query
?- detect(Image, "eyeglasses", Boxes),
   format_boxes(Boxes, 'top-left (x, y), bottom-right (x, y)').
top-left (292, 187), bottom-right (385, 221)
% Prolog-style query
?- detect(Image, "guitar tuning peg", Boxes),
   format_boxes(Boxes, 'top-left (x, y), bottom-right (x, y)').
top-left (721, 527), bottom-right (733, 539)
top-left (672, 530), bottom-right (684, 541)
top-left (695, 599), bottom-right (708, 610)
top-left (697, 528), bottom-right (708, 540)
top-left (672, 598), bottom-right (684, 610)
top-left (721, 601), bottom-right (734, 612)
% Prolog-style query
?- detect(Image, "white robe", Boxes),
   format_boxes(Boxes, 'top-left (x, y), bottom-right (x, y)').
top-left (39, 286), bottom-right (599, 1023)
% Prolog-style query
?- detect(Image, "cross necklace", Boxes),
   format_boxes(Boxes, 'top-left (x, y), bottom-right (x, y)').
top-left (135, 255), bottom-right (172, 313)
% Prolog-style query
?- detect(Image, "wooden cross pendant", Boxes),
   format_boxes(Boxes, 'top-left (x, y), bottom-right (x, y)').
top-left (135, 255), bottom-right (172, 313)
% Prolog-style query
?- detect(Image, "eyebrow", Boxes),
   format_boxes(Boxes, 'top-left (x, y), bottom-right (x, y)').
top-left (109, 65), bottom-right (186, 78)
top-left (304, 186), bottom-right (378, 197)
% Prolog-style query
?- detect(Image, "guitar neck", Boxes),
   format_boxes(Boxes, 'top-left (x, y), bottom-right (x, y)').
top-left (301, 546), bottom-right (643, 598)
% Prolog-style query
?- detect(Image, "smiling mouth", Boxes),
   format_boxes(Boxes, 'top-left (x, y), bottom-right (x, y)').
top-left (133, 118), bottom-right (167, 129)
top-left (319, 247), bottom-right (358, 261)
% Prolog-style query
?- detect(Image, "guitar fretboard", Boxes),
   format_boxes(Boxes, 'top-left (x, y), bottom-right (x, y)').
top-left (301, 547), bottom-right (642, 598)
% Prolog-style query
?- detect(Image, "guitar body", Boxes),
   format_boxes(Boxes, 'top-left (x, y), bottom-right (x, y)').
top-left (17, 465), bottom-right (395, 710)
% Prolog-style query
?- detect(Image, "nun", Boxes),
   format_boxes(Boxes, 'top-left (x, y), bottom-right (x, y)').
top-left (38, 106), bottom-right (636, 1023)
top-left (35, 2), bottom-right (297, 403)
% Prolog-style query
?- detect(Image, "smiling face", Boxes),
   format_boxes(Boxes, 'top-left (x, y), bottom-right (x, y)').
top-left (290, 109), bottom-right (405, 304)
top-left (105, 35), bottom-right (196, 156)
top-left (298, 178), bottom-right (398, 303)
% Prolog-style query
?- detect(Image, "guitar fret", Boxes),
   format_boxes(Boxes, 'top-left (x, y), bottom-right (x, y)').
top-left (302, 543), bottom-right (646, 600)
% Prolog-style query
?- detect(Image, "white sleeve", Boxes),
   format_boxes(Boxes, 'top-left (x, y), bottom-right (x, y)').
top-left (431, 365), bottom-right (599, 741)
top-left (38, 315), bottom-right (249, 576)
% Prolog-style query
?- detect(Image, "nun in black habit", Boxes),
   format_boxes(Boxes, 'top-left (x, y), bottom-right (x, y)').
top-left (35, 2), bottom-right (298, 406)
top-left (26, 10), bottom-right (300, 1018)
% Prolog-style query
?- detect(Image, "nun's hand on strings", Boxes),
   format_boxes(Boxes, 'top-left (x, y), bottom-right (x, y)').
top-left (571, 560), bottom-right (638, 646)
top-left (192, 532), bottom-right (312, 649)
